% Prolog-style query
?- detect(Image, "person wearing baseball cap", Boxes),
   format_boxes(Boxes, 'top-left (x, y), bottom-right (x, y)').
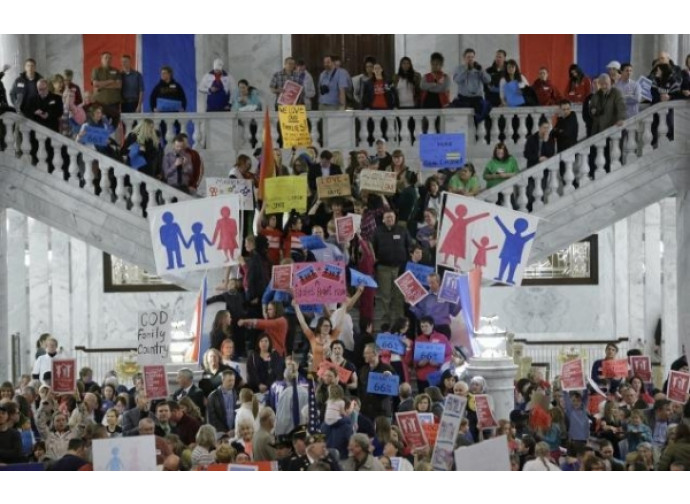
top-left (606, 61), bottom-right (622, 84)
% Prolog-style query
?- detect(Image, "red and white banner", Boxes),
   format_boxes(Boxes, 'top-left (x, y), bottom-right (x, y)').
top-left (629, 355), bottom-right (652, 383)
top-left (395, 411), bottom-right (428, 450)
top-left (51, 359), bottom-right (76, 394)
top-left (394, 271), bottom-right (429, 306)
top-left (560, 359), bottom-right (585, 391)
top-left (667, 370), bottom-right (690, 404)
top-left (475, 394), bottom-right (498, 430)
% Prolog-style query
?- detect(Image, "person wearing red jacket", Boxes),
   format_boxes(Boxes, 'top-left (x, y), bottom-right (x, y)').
top-left (404, 316), bottom-right (453, 391)
top-left (532, 67), bottom-right (562, 106)
top-left (564, 64), bottom-right (592, 103)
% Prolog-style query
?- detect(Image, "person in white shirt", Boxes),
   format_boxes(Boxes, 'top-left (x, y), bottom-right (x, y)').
top-left (522, 441), bottom-right (561, 471)
top-left (32, 337), bottom-right (59, 386)
top-left (615, 63), bottom-right (642, 118)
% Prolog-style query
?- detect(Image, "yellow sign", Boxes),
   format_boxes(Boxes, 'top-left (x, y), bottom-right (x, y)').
top-left (317, 174), bottom-right (352, 199)
top-left (278, 105), bottom-right (312, 148)
top-left (264, 176), bottom-right (308, 214)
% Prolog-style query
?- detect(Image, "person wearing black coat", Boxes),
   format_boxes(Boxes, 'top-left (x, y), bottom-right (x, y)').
top-left (552, 100), bottom-right (579, 152)
top-left (0, 66), bottom-right (15, 114)
top-left (25, 83), bottom-right (63, 132)
top-left (307, 149), bottom-right (343, 192)
top-left (149, 66), bottom-right (187, 112)
top-left (361, 64), bottom-right (398, 110)
top-left (10, 60), bottom-right (42, 115)
top-left (524, 119), bottom-right (556, 168)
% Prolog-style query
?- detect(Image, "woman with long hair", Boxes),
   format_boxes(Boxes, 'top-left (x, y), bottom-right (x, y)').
top-left (393, 57), bottom-right (422, 109)
top-left (210, 310), bottom-right (233, 351)
top-left (231, 79), bottom-right (262, 111)
top-left (246, 333), bottom-right (285, 393)
top-left (362, 63), bottom-right (397, 110)
top-left (121, 118), bottom-right (161, 178)
top-left (282, 212), bottom-right (306, 262)
top-left (564, 64), bottom-right (592, 103)
top-left (522, 441), bottom-right (561, 470)
top-left (500, 59), bottom-right (530, 107)
top-left (483, 142), bottom-right (519, 190)
top-left (199, 348), bottom-right (232, 396)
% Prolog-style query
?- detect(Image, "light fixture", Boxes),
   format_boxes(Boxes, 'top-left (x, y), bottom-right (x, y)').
top-left (473, 315), bottom-right (508, 359)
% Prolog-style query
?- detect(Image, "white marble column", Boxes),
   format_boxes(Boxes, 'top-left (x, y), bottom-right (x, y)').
top-left (28, 219), bottom-right (51, 340)
top-left (680, 35), bottom-right (690, 65)
top-left (50, 229), bottom-right (71, 350)
top-left (660, 198), bottom-right (678, 369)
top-left (643, 204), bottom-right (662, 357)
top-left (87, 245), bottom-right (105, 348)
top-left (613, 219), bottom-right (630, 337)
top-left (0, 209), bottom-right (9, 381)
top-left (6, 210), bottom-right (29, 373)
top-left (676, 175), bottom-right (690, 360)
top-left (70, 238), bottom-right (89, 349)
top-left (0, 34), bottom-right (30, 90)
top-left (657, 35), bottom-right (680, 64)
top-left (627, 211), bottom-right (646, 346)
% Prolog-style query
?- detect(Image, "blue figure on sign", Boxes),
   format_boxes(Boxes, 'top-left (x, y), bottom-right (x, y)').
top-left (106, 446), bottom-right (124, 471)
top-left (159, 212), bottom-right (187, 270)
top-left (185, 222), bottom-right (213, 265)
top-left (493, 216), bottom-right (536, 285)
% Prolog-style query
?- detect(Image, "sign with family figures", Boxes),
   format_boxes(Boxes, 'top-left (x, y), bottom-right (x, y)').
top-left (92, 436), bottom-right (157, 471)
top-left (205, 178), bottom-right (254, 210)
top-left (143, 364), bottom-right (169, 400)
top-left (51, 359), bottom-right (76, 394)
top-left (137, 310), bottom-right (171, 364)
top-left (437, 193), bottom-right (540, 285)
top-left (395, 411), bottom-right (429, 450)
top-left (291, 262), bottom-right (347, 304)
top-left (438, 271), bottom-right (462, 304)
top-left (629, 355), bottom-right (652, 383)
top-left (431, 394), bottom-right (468, 471)
top-left (667, 370), bottom-right (690, 404)
top-left (148, 195), bottom-right (242, 276)
top-left (394, 271), bottom-right (428, 306)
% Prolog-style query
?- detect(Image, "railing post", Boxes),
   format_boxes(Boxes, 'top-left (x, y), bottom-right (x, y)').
top-left (657, 108), bottom-right (669, 146)
top-left (640, 116), bottom-right (654, 155)
top-left (562, 155), bottom-right (575, 194)
top-left (609, 131), bottom-right (622, 171)
top-left (500, 188), bottom-right (513, 208)
top-left (398, 114), bottom-right (411, 147)
top-left (115, 172), bottom-right (127, 209)
top-left (83, 155), bottom-right (96, 195)
top-left (100, 164), bottom-right (112, 202)
top-left (592, 141), bottom-right (606, 180)
top-left (574, 152), bottom-right (589, 187)
top-left (36, 133), bottom-right (49, 171)
top-left (546, 164), bottom-right (561, 204)
top-left (130, 180), bottom-right (144, 217)
top-left (532, 172), bottom-right (544, 211)
top-left (20, 123), bottom-right (31, 162)
top-left (67, 148), bottom-right (80, 187)
top-left (624, 125), bottom-right (638, 164)
top-left (516, 112), bottom-right (528, 150)
top-left (516, 181), bottom-right (528, 211)
top-left (489, 112), bottom-right (500, 145)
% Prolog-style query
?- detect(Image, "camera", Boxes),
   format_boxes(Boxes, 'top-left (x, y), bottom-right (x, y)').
top-left (319, 84), bottom-right (330, 96)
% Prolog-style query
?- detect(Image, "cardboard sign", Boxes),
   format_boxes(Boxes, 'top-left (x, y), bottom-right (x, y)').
top-left (156, 98), bottom-right (183, 112)
top-left (419, 133), bottom-right (466, 169)
top-left (93, 436), bottom-right (157, 471)
top-left (51, 359), bottom-right (76, 394)
top-left (143, 364), bottom-right (169, 400)
top-left (405, 262), bottom-right (434, 287)
top-left (205, 178), bottom-right (255, 210)
top-left (278, 80), bottom-right (303, 106)
top-left (137, 309), bottom-right (171, 365)
top-left (263, 175), bottom-right (308, 214)
top-left (366, 372), bottom-right (399, 396)
top-left (629, 355), bottom-right (652, 383)
top-left (334, 214), bottom-right (358, 244)
top-left (375, 333), bottom-right (407, 355)
top-left (413, 342), bottom-right (446, 365)
top-left (349, 268), bottom-right (378, 288)
top-left (560, 359), bottom-right (585, 391)
top-left (316, 174), bottom-right (352, 199)
top-left (602, 359), bottom-right (629, 379)
top-left (474, 394), bottom-right (498, 429)
top-left (80, 125), bottom-right (110, 146)
top-left (667, 370), bottom-right (690, 404)
top-left (359, 169), bottom-right (397, 195)
top-left (431, 395), bottom-right (468, 471)
top-left (278, 105), bottom-right (312, 148)
top-left (454, 435), bottom-right (511, 471)
top-left (317, 360), bottom-right (353, 384)
top-left (394, 271), bottom-right (429, 307)
top-left (272, 264), bottom-right (293, 291)
top-left (395, 411), bottom-right (429, 450)
top-left (292, 261), bottom-right (347, 304)
top-left (437, 271), bottom-right (462, 304)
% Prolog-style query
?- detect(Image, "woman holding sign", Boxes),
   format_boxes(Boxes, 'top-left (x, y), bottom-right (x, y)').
top-left (404, 316), bottom-right (452, 392)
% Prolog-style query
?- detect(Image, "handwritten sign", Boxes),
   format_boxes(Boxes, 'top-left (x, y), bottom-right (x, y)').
top-left (316, 174), bottom-right (352, 199)
top-left (80, 125), bottom-right (110, 146)
top-left (475, 395), bottom-right (498, 429)
top-left (431, 395), bottom-right (468, 471)
top-left (51, 359), bottom-right (76, 394)
top-left (560, 359), bottom-right (585, 391)
top-left (413, 342), bottom-right (446, 365)
top-left (438, 271), bottom-right (462, 304)
top-left (205, 178), bottom-right (254, 210)
top-left (137, 309), bottom-right (171, 365)
top-left (156, 98), bottom-right (183, 112)
top-left (278, 81), bottom-right (303, 106)
top-left (629, 355), bottom-right (652, 383)
top-left (278, 105), bottom-right (311, 148)
top-left (394, 271), bottom-right (429, 307)
top-left (602, 358), bottom-right (629, 379)
top-left (405, 262), bottom-right (434, 287)
top-left (272, 264), bottom-right (292, 291)
top-left (375, 333), bottom-right (407, 355)
top-left (317, 360), bottom-right (353, 384)
top-left (395, 411), bottom-right (428, 450)
top-left (264, 175), bottom-right (308, 214)
top-left (667, 370), bottom-right (690, 404)
top-left (366, 372), bottom-right (399, 396)
top-left (349, 268), bottom-right (378, 288)
top-left (419, 133), bottom-right (466, 169)
top-left (359, 169), bottom-right (397, 195)
top-left (143, 364), bottom-right (169, 400)
top-left (292, 261), bottom-right (347, 304)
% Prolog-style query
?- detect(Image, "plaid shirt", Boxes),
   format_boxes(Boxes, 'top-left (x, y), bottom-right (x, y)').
top-left (270, 70), bottom-right (303, 104)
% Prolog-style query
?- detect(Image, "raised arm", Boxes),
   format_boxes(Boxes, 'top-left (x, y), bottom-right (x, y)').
top-left (343, 285), bottom-right (365, 313)
top-left (493, 215), bottom-right (509, 235)
top-left (465, 212), bottom-right (490, 225)
top-left (291, 300), bottom-right (311, 335)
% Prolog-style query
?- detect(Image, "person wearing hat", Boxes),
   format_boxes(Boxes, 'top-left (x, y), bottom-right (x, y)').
top-left (283, 424), bottom-right (308, 470)
top-left (198, 58), bottom-right (236, 112)
top-left (287, 432), bottom-right (341, 471)
top-left (606, 61), bottom-right (622, 85)
top-left (274, 435), bottom-right (295, 471)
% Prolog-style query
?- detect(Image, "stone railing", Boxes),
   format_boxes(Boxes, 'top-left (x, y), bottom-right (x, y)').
top-left (0, 113), bottom-right (192, 219)
top-left (478, 101), bottom-right (686, 213)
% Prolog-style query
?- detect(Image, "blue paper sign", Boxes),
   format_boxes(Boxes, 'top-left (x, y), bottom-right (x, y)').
top-left (419, 133), bottom-right (466, 169)
top-left (80, 125), bottom-right (111, 146)
top-left (405, 262), bottom-right (434, 287)
top-left (637, 76), bottom-right (653, 102)
top-left (366, 372), bottom-right (399, 396)
top-left (438, 271), bottom-right (462, 305)
top-left (299, 304), bottom-right (322, 313)
top-left (156, 98), bottom-right (183, 112)
top-left (426, 370), bottom-right (443, 387)
top-left (375, 333), bottom-right (407, 355)
top-left (300, 235), bottom-right (327, 250)
top-left (413, 342), bottom-right (446, 365)
top-left (350, 268), bottom-right (378, 288)
top-left (128, 143), bottom-right (147, 170)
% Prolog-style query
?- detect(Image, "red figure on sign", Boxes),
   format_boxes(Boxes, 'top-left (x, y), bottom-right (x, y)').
top-left (471, 236), bottom-right (498, 268)
top-left (440, 204), bottom-right (490, 268)
top-left (212, 206), bottom-right (239, 262)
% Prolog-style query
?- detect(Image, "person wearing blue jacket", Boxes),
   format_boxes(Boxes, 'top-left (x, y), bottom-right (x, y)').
top-left (562, 388), bottom-right (590, 447)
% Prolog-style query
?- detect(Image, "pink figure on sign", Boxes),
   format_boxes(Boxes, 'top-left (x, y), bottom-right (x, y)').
top-left (471, 236), bottom-right (498, 268)
top-left (440, 204), bottom-right (490, 268)
top-left (212, 206), bottom-right (239, 262)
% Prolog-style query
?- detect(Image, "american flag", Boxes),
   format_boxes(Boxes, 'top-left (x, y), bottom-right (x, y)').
top-left (307, 376), bottom-right (321, 434)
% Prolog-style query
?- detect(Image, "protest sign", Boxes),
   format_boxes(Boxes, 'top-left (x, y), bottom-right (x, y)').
top-left (395, 411), bottom-right (429, 450)
top-left (394, 271), bottom-right (429, 306)
top-left (335, 215), bottom-right (355, 244)
top-left (602, 359), bottom-right (629, 379)
top-left (366, 372), bottom-right (399, 396)
top-left (263, 176), bottom-right (308, 214)
top-left (278, 105), bottom-right (311, 148)
top-left (454, 435), bottom-right (511, 471)
top-left (413, 342), bottom-right (446, 365)
top-left (51, 359), bottom-right (76, 394)
top-left (422, 422), bottom-right (439, 446)
top-left (272, 264), bottom-right (293, 291)
top-left (431, 395), bottom-right (468, 471)
top-left (156, 98), bottom-right (183, 112)
top-left (405, 262), bottom-right (434, 287)
top-left (277, 81), bottom-right (303, 106)
top-left (418, 413), bottom-right (435, 425)
top-left (299, 235), bottom-right (327, 250)
top-left (228, 464), bottom-right (259, 471)
top-left (629, 355), bottom-right (652, 383)
top-left (316, 174), bottom-right (352, 199)
top-left (205, 178), bottom-right (254, 210)
top-left (143, 364), bottom-right (169, 400)
top-left (137, 309), bottom-right (171, 365)
top-left (638, 76), bottom-right (653, 102)
top-left (667, 370), bottom-right (690, 404)
top-left (560, 359), bottom-right (585, 391)
top-left (128, 143), bottom-right (148, 170)
top-left (359, 169), bottom-right (397, 194)
top-left (375, 333), bottom-right (407, 355)
top-left (292, 262), bottom-right (347, 304)
top-left (80, 125), bottom-right (110, 146)
top-left (419, 133), bottom-right (466, 169)
top-left (93, 436), bottom-right (157, 471)
top-left (317, 360), bottom-right (353, 384)
top-left (475, 394), bottom-right (498, 429)
top-left (438, 271), bottom-right (462, 304)
top-left (349, 268), bottom-right (377, 288)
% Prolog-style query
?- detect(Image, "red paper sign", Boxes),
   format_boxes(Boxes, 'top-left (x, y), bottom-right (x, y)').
top-left (272, 264), bottom-right (293, 291)
top-left (335, 215), bottom-right (355, 244)
top-left (602, 359), bottom-right (629, 379)
top-left (394, 271), bottom-right (429, 307)
top-left (667, 370), bottom-right (690, 404)
top-left (395, 411), bottom-right (429, 450)
top-left (587, 394), bottom-right (606, 416)
top-left (475, 395), bottom-right (498, 429)
top-left (143, 365), bottom-right (169, 400)
top-left (629, 355), bottom-right (652, 383)
top-left (277, 81), bottom-right (303, 106)
top-left (51, 359), bottom-right (76, 394)
top-left (422, 423), bottom-right (439, 447)
top-left (560, 359), bottom-right (585, 391)
top-left (317, 360), bottom-right (353, 384)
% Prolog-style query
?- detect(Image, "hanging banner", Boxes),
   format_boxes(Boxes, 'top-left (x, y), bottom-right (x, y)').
top-left (278, 105), bottom-right (312, 148)
top-left (148, 195), bottom-right (242, 276)
top-left (394, 271), bottom-right (429, 306)
top-left (263, 176), bottom-right (308, 214)
top-left (291, 261), bottom-right (347, 304)
top-left (316, 174), bottom-right (352, 199)
top-left (205, 178), bottom-right (255, 210)
top-left (51, 359), bottom-right (77, 394)
top-left (142, 34), bottom-right (196, 113)
top-left (431, 395), bottom-right (468, 471)
top-left (359, 169), bottom-right (397, 195)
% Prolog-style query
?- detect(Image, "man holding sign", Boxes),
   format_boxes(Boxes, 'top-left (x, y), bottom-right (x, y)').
top-left (358, 344), bottom-right (396, 421)
top-left (408, 317), bottom-right (452, 391)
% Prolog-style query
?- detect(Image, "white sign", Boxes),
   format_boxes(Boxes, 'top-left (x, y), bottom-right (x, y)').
top-left (149, 195), bottom-right (243, 276)
top-left (92, 436), bottom-right (157, 471)
top-left (137, 310), bottom-right (171, 364)
top-left (431, 394), bottom-right (467, 471)
top-left (454, 434), bottom-right (511, 471)
top-left (437, 193), bottom-right (540, 285)
top-left (205, 177), bottom-right (255, 210)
